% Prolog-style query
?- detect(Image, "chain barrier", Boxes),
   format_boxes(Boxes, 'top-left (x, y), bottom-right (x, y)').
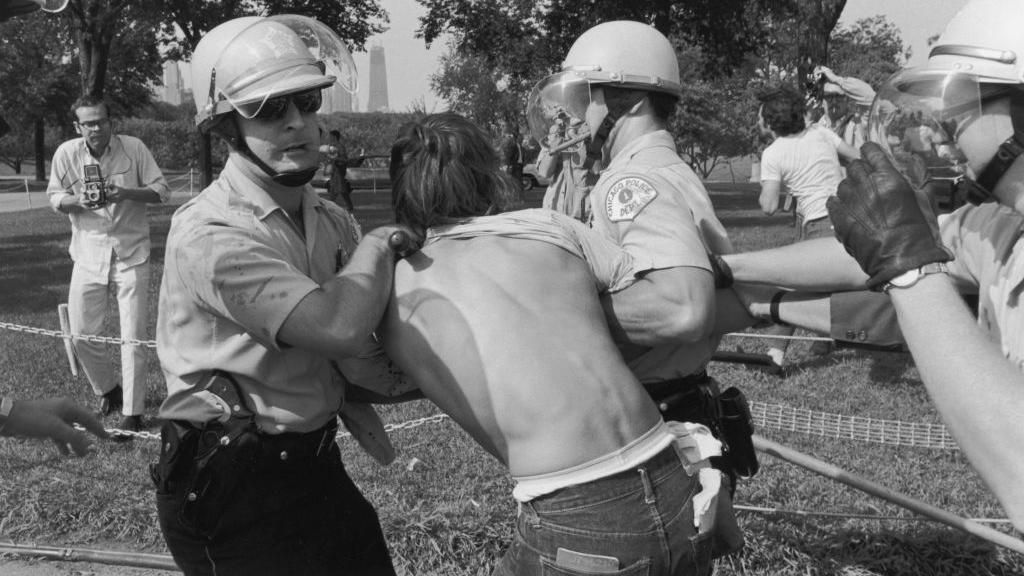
top-left (0, 318), bottom-right (822, 349)
top-left (81, 404), bottom-right (959, 451)
top-left (0, 320), bottom-right (156, 348)
top-left (3, 316), bottom-right (955, 449)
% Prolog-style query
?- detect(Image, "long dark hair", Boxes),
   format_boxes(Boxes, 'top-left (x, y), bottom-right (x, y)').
top-left (390, 112), bottom-right (520, 235)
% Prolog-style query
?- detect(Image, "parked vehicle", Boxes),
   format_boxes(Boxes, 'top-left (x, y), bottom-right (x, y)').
top-left (521, 164), bottom-right (550, 191)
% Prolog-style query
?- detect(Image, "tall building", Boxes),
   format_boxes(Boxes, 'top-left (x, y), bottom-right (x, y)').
top-left (321, 85), bottom-right (353, 114)
top-left (159, 61), bottom-right (186, 105)
top-left (367, 44), bottom-right (389, 112)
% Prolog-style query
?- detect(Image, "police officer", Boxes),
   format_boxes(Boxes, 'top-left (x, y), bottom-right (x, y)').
top-left (153, 15), bottom-right (414, 575)
top-left (528, 21), bottom-right (736, 434)
top-left (527, 21), bottom-right (745, 565)
top-left (726, 0), bottom-right (1024, 531)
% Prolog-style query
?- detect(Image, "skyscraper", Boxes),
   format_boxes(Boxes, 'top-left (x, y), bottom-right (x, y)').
top-left (367, 44), bottom-right (389, 112)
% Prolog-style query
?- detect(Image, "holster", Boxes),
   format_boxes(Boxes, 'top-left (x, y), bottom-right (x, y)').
top-left (645, 374), bottom-right (759, 481)
top-left (151, 371), bottom-right (260, 536)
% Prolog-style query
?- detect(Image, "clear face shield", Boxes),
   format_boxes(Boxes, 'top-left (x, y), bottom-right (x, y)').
top-left (526, 71), bottom-right (593, 152)
top-left (867, 68), bottom-right (985, 194)
top-left (209, 15), bottom-right (358, 122)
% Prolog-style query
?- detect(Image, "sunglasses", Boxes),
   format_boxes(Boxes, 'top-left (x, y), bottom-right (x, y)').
top-left (239, 90), bottom-right (323, 120)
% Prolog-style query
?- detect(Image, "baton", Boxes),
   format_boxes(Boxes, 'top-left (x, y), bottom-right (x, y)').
top-left (388, 230), bottom-right (417, 257)
top-left (547, 131), bottom-right (590, 154)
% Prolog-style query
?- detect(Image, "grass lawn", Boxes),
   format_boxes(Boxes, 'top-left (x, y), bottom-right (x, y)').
top-left (0, 183), bottom-right (1021, 575)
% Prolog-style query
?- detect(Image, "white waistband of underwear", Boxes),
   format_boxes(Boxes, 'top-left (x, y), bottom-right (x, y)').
top-left (511, 420), bottom-right (675, 503)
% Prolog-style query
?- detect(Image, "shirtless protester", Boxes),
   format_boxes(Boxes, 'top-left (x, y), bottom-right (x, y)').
top-left (379, 113), bottom-right (740, 576)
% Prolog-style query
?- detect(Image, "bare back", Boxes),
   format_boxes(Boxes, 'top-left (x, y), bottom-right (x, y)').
top-left (381, 221), bottom-right (661, 477)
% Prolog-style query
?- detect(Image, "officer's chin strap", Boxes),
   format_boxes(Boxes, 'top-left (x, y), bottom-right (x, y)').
top-left (582, 112), bottom-right (617, 171)
top-left (582, 97), bottom-right (645, 170)
top-left (957, 89), bottom-right (1024, 205)
top-left (228, 117), bottom-right (319, 187)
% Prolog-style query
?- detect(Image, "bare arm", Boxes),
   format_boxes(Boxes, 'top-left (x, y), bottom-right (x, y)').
top-left (723, 237), bottom-right (869, 291)
top-left (759, 180), bottom-right (782, 215)
top-left (602, 266), bottom-right (716, 346)
top-left (836, 140), bottom-right (861, 164)
top-left (889, 275), bottom-right (1024, 531)
top-left (277, 227), bottom-right (404, 360)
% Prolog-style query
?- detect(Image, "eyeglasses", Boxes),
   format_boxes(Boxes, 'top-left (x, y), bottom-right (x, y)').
top-left (76, 118), bottom-right (110, 130)
top-left (238, 90), bottom-right (323, 121)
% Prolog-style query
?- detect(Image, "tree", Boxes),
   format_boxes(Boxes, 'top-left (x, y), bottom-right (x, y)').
top-left (155, 0), bottom-right (389, 59)
top-left (828, 15), bottom-right (909, 89)
top-left (0, 10), bottom-right (78, 179)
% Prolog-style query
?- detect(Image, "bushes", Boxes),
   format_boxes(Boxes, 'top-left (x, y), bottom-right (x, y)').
top-left (118, 118), bottom-right (201, 171)
top-left (115, 110), bottom-right (423, 171)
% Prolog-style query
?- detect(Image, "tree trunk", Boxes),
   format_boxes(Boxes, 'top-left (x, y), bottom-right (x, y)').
top-left (796, 0), bottom-right (847, 92)
top-left (34, 118), bottom-right (45, 182)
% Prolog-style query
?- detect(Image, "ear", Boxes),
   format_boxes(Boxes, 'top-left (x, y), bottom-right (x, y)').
top-left (73, 123), bottom-right (83, 136)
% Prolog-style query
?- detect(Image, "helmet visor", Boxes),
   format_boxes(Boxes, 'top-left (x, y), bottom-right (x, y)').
top-left (867, 68), bottom-right (984, 188)
top-left (210, 15), bottom-right (358, 120)
top-left (526, 71), bottom-right (592, 146)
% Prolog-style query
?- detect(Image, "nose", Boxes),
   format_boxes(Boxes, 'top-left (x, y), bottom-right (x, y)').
top-left (281, 99), bottom-right (307, 128)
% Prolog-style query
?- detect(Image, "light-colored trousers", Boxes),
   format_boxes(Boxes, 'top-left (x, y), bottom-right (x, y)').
top-left (68, 259), bottom-right (149, 416)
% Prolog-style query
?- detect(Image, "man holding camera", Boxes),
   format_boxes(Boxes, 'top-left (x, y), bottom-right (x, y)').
top-left (47, 95), bottom-right (169, 435)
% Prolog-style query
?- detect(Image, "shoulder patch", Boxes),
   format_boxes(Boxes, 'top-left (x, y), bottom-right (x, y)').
top-left (605, 177), bottom-right (658, 222)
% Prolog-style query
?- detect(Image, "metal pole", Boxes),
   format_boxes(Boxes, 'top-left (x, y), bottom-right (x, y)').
top-left (25, 178), bottom-right (31, 207)
top-left (0, 542), bottom-right (179, 571)
top-left (753, 434), bottom-right (1024, 554)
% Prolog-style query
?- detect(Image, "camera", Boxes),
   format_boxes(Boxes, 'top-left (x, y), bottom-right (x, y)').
top-left (804, 68), bottom-right (826, 100)
top-left (82, 164), bottom-right (107, 206)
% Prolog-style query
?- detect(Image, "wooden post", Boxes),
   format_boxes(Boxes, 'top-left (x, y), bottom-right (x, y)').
top-left (57, 303), bottom-right (79, 377)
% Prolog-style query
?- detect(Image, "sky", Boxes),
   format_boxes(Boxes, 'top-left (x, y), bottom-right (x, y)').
top-left (353, 0), bottom-right (972, 114)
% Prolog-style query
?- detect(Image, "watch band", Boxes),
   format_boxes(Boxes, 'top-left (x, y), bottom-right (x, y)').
top-left (882, 262), bottom-right (949, 294)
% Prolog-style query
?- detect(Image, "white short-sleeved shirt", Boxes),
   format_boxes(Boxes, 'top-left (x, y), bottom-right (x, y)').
top-left (157, 156), bottom-right (362, 433)
top-left (940, 202), bottom-right (1024, 368)
top-left (587, 130), bottom-right (733, 382)
top-left (46, 135), bottom-right (169, 278)
top-left (761, 127), bottom-right (845, 222)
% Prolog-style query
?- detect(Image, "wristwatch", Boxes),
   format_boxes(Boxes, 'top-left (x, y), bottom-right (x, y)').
top-left (881, 262), bottom-right (949, 294)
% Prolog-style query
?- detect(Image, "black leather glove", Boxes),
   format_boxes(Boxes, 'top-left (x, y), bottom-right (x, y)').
top-left (827, 142), bottom-right (952, 290)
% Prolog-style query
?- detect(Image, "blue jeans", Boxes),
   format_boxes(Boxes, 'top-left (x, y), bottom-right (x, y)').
top-left (492, 446), bottom-right (717, 576)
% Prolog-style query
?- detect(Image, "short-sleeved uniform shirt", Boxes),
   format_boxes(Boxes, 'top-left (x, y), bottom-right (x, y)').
top-left (588, 130), bottom-right (732, 382)
top-left (47, 135), bottom-right (169, 279)
top-left (760, 126), bottom-right (845, 223)
top-left (940, 202), bottom-right (1024, 368)
top-left (157, 156), bottom-right (362, 433)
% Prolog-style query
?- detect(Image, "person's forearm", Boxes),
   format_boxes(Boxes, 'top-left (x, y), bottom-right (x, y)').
top-left (54, 194), bottom-right (84, 214)
top-left (279, 232), bottom-right (396, 359)
top-left (725, 237), bottom-right (869, 291)
top-left (745, 290), bottom-right (832, 334)
top-left (890, 275), bottom-right (1024, 530)
top-left (119, 186), bottom-right (164, 203)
